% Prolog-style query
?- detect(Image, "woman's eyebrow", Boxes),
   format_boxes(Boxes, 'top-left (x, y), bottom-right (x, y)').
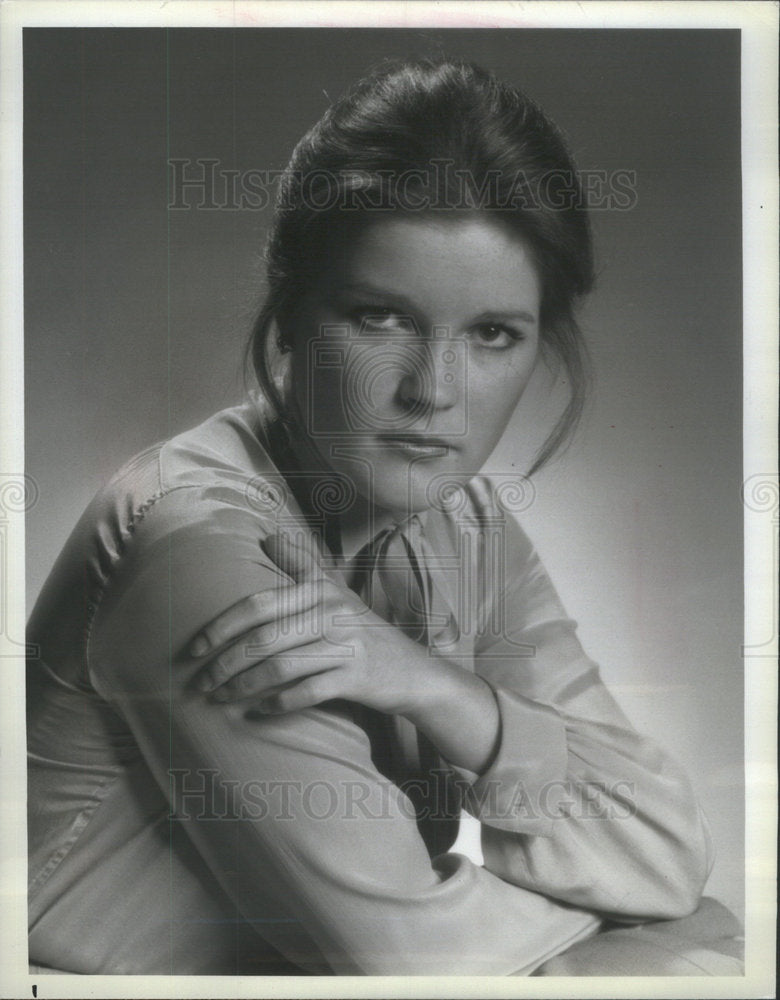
top-left (329, 284), bottom-right (538, 324)
top-left (329, 281), bottom-right (421, 311)
top-left (470, 309), bottom-right (539, 325)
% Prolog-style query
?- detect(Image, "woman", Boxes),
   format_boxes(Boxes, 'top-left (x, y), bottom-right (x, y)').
top-left (26, 59), bottom-right (741, 976)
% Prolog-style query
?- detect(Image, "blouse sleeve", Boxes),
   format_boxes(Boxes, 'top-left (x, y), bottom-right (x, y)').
top-left (86, 485), bottom-right (600, 976)
top-left (459, 486), bottom-right (714, 923)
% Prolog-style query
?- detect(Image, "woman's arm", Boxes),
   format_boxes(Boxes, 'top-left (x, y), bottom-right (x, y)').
top-left (183, 481), bottom-right (712, 925)
top-left (190, 532), bottom-right (502, 775)
top-left (460, 505), bottom-right (714, 922)
top-left (87, 486), bottom-right (600, 975)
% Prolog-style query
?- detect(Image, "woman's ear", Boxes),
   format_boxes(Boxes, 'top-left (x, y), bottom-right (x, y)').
top-left (275, 300), bottom-right (305, 356)
top-left (257, 315), bottom-right (295, 403)
top-left (276, 317), bottom-right (295, 354)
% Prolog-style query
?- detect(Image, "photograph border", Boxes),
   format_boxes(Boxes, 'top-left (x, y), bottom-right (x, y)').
top-left (2, 2), bottom-right (777, 998)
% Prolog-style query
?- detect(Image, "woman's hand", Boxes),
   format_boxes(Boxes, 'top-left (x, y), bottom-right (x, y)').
top-left (190, 533), bottom-right (430, 717)
top-left (189, 532), bottom-right (500, 774)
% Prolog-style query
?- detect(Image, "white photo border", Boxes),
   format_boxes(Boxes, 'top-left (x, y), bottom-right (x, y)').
top-left (1, 2), bottom-right (776, 998)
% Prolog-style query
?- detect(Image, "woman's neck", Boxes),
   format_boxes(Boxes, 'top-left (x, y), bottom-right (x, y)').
top-left (337, 493), bottom-right (399, 561)
top-left (261, 406), bottom-right (424, 560)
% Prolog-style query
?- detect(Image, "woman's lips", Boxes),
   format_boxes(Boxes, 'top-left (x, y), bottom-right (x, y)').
top-left (377, 436), bottom-right (454, 458)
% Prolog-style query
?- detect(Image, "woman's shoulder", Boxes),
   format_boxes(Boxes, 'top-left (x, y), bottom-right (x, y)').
top-left (429, 472), bottom-right (537, 561)
top-left (100, 400), bottom-right (283, 510)
top-left (27, 402), bottom-right (288, 682)
top-left (102, 401), bottom-right (272, 499)
top-left (56, 403), bottom-right (293, 600)
top-left (81, 405), bottom-right (302, 697)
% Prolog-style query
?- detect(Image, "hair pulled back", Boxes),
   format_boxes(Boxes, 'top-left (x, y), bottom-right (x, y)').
top-left (248, 58), bottom-right (595, 474)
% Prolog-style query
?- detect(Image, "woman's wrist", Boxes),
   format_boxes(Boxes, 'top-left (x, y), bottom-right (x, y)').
top-left (396, 656), bottom-right (501, 775)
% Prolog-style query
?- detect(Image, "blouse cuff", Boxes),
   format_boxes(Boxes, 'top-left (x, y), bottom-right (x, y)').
top-left (454, 685), bottom-right (569, 837)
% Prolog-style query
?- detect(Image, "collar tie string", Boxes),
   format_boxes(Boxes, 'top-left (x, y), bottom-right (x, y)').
top-left (351, 515), bottom-right (462, 858)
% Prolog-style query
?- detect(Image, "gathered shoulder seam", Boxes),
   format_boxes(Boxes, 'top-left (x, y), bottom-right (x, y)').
top-left (83, 483), bottom-right (220, 686)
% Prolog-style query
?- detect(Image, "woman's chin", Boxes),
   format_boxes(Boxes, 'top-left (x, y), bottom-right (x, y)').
top-left (368, 476), bottom-right (462, 520)
top-left (320, 442), bottom-right (480, 518)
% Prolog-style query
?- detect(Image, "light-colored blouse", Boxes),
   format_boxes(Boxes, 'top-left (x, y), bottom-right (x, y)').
top-left (26, 401), bottom-right (713, 975)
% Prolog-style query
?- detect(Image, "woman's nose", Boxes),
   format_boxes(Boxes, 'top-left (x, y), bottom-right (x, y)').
top-left (397, 339), bottom-right (462, 413)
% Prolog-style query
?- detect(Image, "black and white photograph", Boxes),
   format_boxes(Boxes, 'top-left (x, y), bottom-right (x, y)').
top-left (1, 1), bottom-right (776, 995)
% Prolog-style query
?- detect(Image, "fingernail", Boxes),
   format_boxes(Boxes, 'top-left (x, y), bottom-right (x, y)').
top-left (190, 636), bottom-right (210, 657)
top-left (195, 673), bottom-right (214, 693)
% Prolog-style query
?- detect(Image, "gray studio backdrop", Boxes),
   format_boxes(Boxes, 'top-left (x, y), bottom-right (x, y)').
top-left (24, 28), bottom-right (743, 916)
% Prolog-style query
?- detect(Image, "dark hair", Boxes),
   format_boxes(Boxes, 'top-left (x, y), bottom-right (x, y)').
top-left (247, 58), bottom-right (595, 475)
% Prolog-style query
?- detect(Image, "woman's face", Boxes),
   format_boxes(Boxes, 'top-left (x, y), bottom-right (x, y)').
top-left (288, 213), bottom-right (541, 517)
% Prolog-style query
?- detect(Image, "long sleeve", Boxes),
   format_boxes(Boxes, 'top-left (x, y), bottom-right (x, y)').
top-left (86, 484), bottom-right (601, 975)
top-left (455, 488), bottom-right (714, 921)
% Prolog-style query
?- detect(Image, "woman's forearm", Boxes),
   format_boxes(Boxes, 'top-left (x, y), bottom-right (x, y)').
top-left (396, 658), bottom-right (501, 775)
top-left (87, 487), bottom-right (602, 975)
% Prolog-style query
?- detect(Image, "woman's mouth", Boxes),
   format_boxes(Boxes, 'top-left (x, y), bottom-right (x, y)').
top-left (377, 435), bottom-right (453, 458)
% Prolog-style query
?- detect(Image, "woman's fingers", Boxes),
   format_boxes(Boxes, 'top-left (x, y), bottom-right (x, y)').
top-left (252, 672), bottom-right (338, 714)
top-left (261, 532), bottom-right (324, 584)
top-left (195, 604), bottom-right (340, 692)
top-left (189, 531), bottom-right (358, 696)
top-left (189, 575), bottom-right (324, 658)
top-left (210, 650), bottom-right (342, 703)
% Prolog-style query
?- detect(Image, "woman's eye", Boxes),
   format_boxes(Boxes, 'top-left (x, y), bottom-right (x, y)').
top-left (470, 323), bottom-right (523, 349)
top-left (353, 308), bottom-right (416, 336)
